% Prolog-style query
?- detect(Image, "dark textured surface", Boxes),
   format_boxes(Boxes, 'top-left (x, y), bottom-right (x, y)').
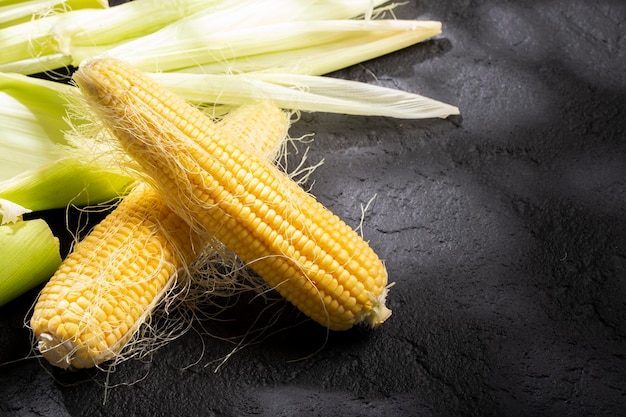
top-left (1, 1), bottom-right (625, 416)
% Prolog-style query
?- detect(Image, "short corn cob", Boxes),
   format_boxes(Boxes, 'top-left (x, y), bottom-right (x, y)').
top-left (30, 100), bottom-right (290, 369)
top-left (30, 183), bottom-right (193, 369)
top-left (73, 57), bottom-right (391, 331)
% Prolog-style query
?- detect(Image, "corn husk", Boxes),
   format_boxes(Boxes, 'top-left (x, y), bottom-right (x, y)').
top-left (0, 198), bottom-right (61, 306)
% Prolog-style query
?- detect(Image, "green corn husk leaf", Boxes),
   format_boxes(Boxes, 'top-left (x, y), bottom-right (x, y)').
top-left (176, 21), bottom-right (442, 76)
top-left (0, 72), bottom-right (73, 180)
top-left (0, 158), bottom-right (134, 211)
top-left (0, 198), bottom-right (61, 306)
top-left (0, 72), bottom-right (134, 210)
top-left (0, 0), bottom-right (106, 70)
top-left (0, 220), bottom-right (61, 306)
top-left (0, 0), bottom-right (224, 74)
top-left (0, 0), bottom-right (106, 29)
top-left (80, 0), bottom-right (392, 64)
top-left (52, 0), bottom-right (221, 53)
top-left (153, 71), bottom-right (460, 119)
top-left (0, 14), bottom-right (63, 73)
top-left (0, 53), bottom-right (73, 75)
top-left (101, 11), bottom-right (413, 73)
top-left (2, 0), bottom-right (395, 74)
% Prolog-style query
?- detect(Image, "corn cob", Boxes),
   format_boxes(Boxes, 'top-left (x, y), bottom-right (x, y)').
top-left (73, 57), bottom-right (392, 331)
top-left (30, 100), bottom-right (290, 369)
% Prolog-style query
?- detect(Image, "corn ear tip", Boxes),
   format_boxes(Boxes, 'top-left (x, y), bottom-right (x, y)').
top-left (37, 332), bottom-right (73, 369)
top-left (364, 282), bottom-right (393, 328)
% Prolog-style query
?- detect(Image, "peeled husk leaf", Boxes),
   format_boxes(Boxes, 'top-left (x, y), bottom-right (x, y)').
top-left (0, 217), bottom-right (61, 306)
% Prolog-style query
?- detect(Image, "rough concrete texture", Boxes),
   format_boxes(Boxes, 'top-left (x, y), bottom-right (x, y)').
top-left (1, 0), bottom-right (625, 416)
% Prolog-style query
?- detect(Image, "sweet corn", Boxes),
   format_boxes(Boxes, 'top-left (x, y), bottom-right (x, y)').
top-left (73, 57), bottom-right (392, 331)
top-left (31, 183), bottom-right (192, 368)
top-left (30, 100), bottom-right (290, 369)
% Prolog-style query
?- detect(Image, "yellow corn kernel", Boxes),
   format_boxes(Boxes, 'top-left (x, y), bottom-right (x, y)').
top-left (73, 57), bottom-right (392, 331)
top-left (30, 100), bottom-right (290, 369)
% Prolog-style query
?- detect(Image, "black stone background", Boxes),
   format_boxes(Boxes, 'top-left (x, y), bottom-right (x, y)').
top-left (1, 0), bottom-right (625, 416)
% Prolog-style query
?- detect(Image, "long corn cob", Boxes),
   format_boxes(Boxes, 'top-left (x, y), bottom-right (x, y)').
top-left (73, 57), bottom-right (392, 331)
top-left (30, 100), bottom-right (290, 369)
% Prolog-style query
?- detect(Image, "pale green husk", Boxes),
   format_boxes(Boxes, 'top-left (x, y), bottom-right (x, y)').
top-left (0, 72), bottom-right (133, 210)
top-left (0, 0), bottom-right (395, 75)
top-left (0, 0), bottom-right (106, 29)
top-left (0, 72), bottom-right (72, 181)
top-left (0, 214), bottom-right (61, 306)
top-left (176, 21), bottom-right (442, 76)
top-left (98, 0), bottom-right (400, 72)
top-left (154, 71), bottom-right (460, 119)
top-left (0, 0), bottom-right (222, 74)
top-left (0, 158), bottom-right (133, 211)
